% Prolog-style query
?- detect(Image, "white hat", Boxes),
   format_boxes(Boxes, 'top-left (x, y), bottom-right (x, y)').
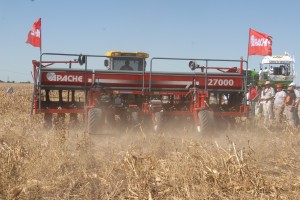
top-left (289, 82), bottom-right (296, 87)
top-left (265, 81), bottom-right (271, 85)
top-left (287, 86), bottom-right (294, 91)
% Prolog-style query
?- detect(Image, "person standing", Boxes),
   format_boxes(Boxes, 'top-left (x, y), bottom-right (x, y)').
top-left (247, 83), bottom-right (259, 117)
top-left (285, 86), bottom-right (297, 128)
top-left (273, 84), bottom-right (286, 123)
top-left (255, 85), bottom-right (263, 118)
top-left (297, 84), bottom-right (300, 122)
top-left (259, 67), bottom-right (264, 80)
top-left (269, 66), bottom-right (274, 75)
top-left (260, 81), bottom-right (275, 124)
top-left (288, 82), bottom-right (300, 126)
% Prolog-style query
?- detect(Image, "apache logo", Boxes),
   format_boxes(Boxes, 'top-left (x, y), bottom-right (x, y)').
top-left (46, 72), bottom-right (83, 82)
top-left (250, 35), bottom-right (271, 47)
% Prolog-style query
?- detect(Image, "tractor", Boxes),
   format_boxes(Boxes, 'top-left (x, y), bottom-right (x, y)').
top-left (31, 52), bottom-right (249, 134)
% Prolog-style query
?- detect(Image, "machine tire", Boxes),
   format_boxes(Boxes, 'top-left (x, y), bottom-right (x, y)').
top-left (44, 113), bottom-right (53, 128)
top-left (153, 111), bottom-right (162, 132)
top-left (131, 111), bottom-right (139, 124)
top-left (197, 110), bottom-right (213, 134)
top-left (88, 108), bottom-right (103, 135)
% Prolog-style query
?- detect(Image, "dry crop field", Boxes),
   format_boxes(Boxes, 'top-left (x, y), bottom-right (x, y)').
top-left (1, 83), bottom-right (300, 199)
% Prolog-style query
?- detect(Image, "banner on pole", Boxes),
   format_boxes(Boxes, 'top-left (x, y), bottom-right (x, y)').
top-left (248, 28), bottom-right (272, 56)
top-left (26, 18), bottom-right (41, 48)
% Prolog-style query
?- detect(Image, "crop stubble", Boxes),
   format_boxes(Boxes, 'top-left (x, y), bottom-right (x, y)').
top-left (0, 84), bottom-right (300, 199)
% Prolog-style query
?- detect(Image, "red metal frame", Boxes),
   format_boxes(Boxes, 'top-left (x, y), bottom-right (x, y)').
top-left (32, 54), bottom-right (249, 130)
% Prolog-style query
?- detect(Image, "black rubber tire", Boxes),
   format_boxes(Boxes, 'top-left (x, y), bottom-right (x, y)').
top-left (88, 108), bottom-right (103, 135)
top-left (70, 113), bottom-right (78, 122)
top-left (131, 111), bottom-right (139, 124)
top-left (55, 113), bottom-right (65, 125)
top-left (197, 110), bottom-right (212, 134)
top-left (153, 112), bottom-right (163, 132)
top-left (69, 113), bottom-right (79, 128)
top-left (44, 113), bottom-right (53, 128)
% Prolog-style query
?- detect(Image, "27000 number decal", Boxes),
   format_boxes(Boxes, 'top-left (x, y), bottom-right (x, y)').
top-left (208, 79), bottom-right (234, 86)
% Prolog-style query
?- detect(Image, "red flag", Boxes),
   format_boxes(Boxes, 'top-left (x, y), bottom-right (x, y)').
top-left (26, 18), bottom-right (41, 47)
top-left (248, 28), bottom-right (272, 56)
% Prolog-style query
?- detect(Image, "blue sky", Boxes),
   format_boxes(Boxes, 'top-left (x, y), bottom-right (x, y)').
top-left (0, 0), bottom-right (299, 82)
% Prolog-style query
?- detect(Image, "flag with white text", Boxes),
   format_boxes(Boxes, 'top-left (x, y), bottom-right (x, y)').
top-left (248, 28), bottom-right (272, 56)
top-left (26, 18), bottom-right (41, 48)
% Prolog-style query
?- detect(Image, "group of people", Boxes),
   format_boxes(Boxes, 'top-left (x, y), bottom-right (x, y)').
top-left (247, 81), bottom-right (300, 128)
top-left (258, 67), bottom-right (272, 80)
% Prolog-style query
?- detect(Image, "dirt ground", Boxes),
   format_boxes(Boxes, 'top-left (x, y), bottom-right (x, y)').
top-left (1, 83), bottom-right (300, 199)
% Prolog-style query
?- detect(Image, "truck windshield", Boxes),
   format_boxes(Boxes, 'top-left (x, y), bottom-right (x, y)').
top-left (112, 58), bottom-right (145, 71)
top-left (262, 63), bottom-right (292, 76)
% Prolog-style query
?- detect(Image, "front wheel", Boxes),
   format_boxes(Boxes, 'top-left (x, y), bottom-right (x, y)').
top-left (153, 111), bottom-right (163, 132)
top-left (131, 111), bottom-right (139, 124)
top-left (88, 108), bottom-right (103, 135)
top-left (197, 110), bottom-right (213, 134)
top-left (44, 113), bottom-right (53, 128)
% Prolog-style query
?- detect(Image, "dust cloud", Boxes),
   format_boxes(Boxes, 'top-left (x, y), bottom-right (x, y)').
top-left (1, 84), bottom-right (300, 199)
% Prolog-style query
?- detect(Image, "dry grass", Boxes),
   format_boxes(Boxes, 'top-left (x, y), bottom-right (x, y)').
top-left (1, 83), bottom-right (300, 199)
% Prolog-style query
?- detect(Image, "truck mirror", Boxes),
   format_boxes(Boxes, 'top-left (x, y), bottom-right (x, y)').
top-left (189, 61), bottom-right (197, 70)
top-left (104, 59), bottom-right (109, 67)
top-left (78, 55), bottom-right (85, 65)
